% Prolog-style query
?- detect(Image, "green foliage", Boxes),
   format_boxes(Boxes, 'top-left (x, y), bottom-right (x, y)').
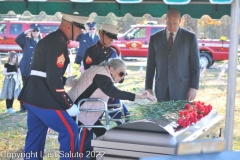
top-left (129, 100), bottom-right (188, 122)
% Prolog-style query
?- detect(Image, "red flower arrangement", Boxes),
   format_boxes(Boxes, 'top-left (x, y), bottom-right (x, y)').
top-left (177, 101), bottom-right (213, 128)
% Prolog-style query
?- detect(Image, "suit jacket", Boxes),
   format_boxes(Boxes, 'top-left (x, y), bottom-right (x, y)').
top-left (15, 32), bottom-right (38, 77)
top-left (145, 28), bottom-right (200, 100)
top-left (75, 32), bottom-right (99, 64)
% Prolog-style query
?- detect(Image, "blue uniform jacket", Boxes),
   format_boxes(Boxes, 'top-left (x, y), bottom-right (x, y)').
top-left (75, 32), bottom-right (99, 64)
top-left (83, 41), bottom-right (118, 70)
top-left (15, 32), bottom-right (38, 77)
top-left (18, 29), bottom-right (73, 110)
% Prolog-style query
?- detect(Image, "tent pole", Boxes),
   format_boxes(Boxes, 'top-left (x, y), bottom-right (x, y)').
top-left (224, 0), bottom-right (239, 151)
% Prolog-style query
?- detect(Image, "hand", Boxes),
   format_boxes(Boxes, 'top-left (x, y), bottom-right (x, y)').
top-left (146, 89), bottom-right (153, 95)
top-left (66, 104), bottom-right (79, 117)
top-left (145, 91), bottom-right (157, 101)
top-left (24, 29), bottom-right (33, 34)
top-left (147, 93), bottom-right (156, 101)
top-left (136, 91), bottom-right (156, 101)
top-left (187, 88), bottom-right (197, 101)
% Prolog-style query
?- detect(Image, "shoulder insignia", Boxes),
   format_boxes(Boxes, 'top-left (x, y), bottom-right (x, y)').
top-left (86, 56), bottom-right (92, 65)
top-left (56, 53), bottom-right (65, 68)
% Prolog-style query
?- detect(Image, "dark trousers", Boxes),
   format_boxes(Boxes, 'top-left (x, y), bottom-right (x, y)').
top-left (20, 76), bottom-right (28, 110)
top-left (98, 99), bottom-right (130, 125)
top-left (6, 99), bottom-right (14, 109)
top-left (78, 120), bottom-right (106, 160)
top-left (21, 76), bottom-right (28, 86)
top-left (108, 99), bottom-right (130, 125)
top-left (74, 56), bottom-right (82, 65)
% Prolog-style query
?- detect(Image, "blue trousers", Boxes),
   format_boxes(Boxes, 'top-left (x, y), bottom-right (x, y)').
top-left (24, 103), bottom-right (79, 160)
top-left (108, 99), bottom-right (130, 125)
top-left (78, 121), bottom-right (106, 160)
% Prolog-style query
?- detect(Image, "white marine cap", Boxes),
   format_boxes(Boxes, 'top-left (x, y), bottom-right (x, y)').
top-left (61, 13), bottom-right (88, 29)
top-left (100, 24), bottom-right (121, 40)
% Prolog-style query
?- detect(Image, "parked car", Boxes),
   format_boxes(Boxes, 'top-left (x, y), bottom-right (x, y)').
top-left (0, 21), bottom-right (79, 54)
top-left (112, 24), bottom-right (230, 68)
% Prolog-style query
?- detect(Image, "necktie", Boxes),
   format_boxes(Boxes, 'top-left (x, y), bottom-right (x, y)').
top-left (168, 33), bottom-right (174, 49)
top-left (90, 35), bottom-right (93, 40)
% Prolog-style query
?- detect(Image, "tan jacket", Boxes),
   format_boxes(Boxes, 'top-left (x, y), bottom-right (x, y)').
top-left (68, 65), bottom-right (113, 126)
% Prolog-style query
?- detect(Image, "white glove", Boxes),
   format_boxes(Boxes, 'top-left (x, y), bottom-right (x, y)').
top-left (66, 104), bottom-right (79, 117)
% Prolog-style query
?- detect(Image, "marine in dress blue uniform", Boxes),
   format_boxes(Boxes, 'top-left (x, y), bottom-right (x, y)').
top-left (15, 23), bottom-right (41, 111)
top-left (83, 41), bottom-right (118, 70)
top-left (74, 22), bottom-right (99, 65)
top-left (81, 24), bottom-right (130, 160)
top-left (18, 13), bottom-right (87, 160)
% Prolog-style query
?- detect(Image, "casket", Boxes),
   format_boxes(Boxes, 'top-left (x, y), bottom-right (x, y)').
top-left (92, 109), bottom-right (224, 160)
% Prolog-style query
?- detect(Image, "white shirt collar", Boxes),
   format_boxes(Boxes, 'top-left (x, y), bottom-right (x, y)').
top-left (166, 27), bottom-right (179, 42)
top-left (89, 34), bottom-right (95, 38)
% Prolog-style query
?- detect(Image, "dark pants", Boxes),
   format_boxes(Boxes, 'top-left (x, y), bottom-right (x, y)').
top-left (21, 76), bottom-right (28, 86)
top-left (74, 56), bottom-right (82, 65)
top-left (78, 120), bottom-right (106, 160)
top-left (24, 103), bottom-right (79, 160)
top-left (20, 76), bottom-right (28, 111)
top-left (108, 99), bottom-right (130, 125)
top-left (6, 99), bottom-right (14, 109)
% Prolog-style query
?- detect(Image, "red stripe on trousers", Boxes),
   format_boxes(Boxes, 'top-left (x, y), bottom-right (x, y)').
top-left (56, 110), bottom-right (75, 160)
top-left (80, 128), bottom-right (87, 160)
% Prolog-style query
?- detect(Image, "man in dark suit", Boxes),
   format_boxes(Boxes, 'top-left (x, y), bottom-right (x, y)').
top-left (145, 8), bottom-right (200, 101)
top-left (74, 22), bottom-right (99, 66)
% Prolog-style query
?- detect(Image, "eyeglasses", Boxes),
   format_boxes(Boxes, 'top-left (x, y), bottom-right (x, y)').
top-left (32, 30), bottom-right (39, 32)
top-left (119, 71), bottom-right (127, 77)
top-left (89, 28), bottom-right (95, 30)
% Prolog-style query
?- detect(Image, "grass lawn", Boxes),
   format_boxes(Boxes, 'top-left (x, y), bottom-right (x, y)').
top-left (0, 59), bottom-right (239, 159)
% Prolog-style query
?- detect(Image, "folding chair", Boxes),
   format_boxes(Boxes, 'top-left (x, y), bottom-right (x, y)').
top-left (75, 98), bottom-right (124, 130)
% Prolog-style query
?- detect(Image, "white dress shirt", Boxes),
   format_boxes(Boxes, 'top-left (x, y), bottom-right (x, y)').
top-left (166, 28), bottom-right (179, 43)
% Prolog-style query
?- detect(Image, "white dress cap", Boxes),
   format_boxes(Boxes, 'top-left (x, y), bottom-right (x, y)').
top-left (100, 24), bottom-right (121, 40)
top-left (61, 13), bottom-right (88, 29)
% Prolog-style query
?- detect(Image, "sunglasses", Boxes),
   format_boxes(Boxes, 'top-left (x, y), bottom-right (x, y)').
top-left (32, 30), bottom-right (39, 32)
top-left (89, 28), bottom-right (95, 30)
top-left (119, 71), bottom-right (127, 77)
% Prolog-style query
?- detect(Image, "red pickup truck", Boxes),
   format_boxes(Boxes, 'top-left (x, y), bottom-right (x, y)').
top-left (0, 21), bottom-right (79, 54)
top-left (112, 24), bottom-right (230, 68)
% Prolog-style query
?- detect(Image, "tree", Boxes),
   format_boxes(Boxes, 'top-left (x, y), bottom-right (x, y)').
top-left (198, 15), bottom-right (222, 39)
